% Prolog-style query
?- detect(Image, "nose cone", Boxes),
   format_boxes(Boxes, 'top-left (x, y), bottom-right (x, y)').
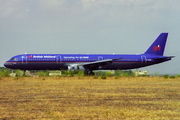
top-left (4, 62), bottom-right (11, 68)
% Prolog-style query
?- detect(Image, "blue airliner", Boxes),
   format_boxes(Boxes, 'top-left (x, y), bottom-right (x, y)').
top-left (4, 33), bottom-right (174, 75)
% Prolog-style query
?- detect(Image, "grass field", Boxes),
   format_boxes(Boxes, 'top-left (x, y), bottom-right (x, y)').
top-left (0, 76), bottom-right (180, 119)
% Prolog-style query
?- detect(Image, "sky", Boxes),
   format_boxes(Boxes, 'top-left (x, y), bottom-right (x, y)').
top-left (1, 0), bottom-right (180, 74)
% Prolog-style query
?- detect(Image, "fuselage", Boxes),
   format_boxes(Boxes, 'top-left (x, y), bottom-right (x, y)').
top-left (4, 53), bottom-right (171, 70)
top-left (4, 33), bottom-right (174, 73)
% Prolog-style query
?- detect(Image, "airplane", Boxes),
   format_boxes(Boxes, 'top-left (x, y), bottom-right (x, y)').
top-left (4, 33), bottom-right (174, 75)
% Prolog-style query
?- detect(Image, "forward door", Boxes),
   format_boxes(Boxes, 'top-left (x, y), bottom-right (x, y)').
top-left (22, 55), bottom-right (27, 64)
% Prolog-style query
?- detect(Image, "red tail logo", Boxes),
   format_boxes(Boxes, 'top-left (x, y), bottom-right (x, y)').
top-left (153, 45), bottom-right (161, 51)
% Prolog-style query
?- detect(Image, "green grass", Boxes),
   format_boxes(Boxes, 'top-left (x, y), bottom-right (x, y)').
top-left (101, 76), bottom-right (107, 79)
top-left (94, 76), bottom-right (98, 79)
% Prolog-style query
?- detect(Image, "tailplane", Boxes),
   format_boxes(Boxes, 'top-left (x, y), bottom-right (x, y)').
top-left (144, 33), bottom-right (168, 56)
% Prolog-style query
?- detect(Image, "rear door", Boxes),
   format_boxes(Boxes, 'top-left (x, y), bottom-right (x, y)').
top-left (141, 55), bottom-right (147, 63)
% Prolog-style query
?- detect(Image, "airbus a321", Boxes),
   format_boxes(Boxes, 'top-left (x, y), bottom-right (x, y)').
top-left (4, 33), bottom-right (174, 75)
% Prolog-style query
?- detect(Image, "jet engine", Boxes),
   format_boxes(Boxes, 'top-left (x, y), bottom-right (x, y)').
top-left (68, 65), bottom-right (85, 73)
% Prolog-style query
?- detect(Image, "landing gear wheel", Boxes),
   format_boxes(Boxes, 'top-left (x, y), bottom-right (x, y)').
top-left (89, 71), bottom-right (95, 76)
top-left (23, 70), bottom-right (26, 76)
top-left (84, 71), bottom-right (89, 76)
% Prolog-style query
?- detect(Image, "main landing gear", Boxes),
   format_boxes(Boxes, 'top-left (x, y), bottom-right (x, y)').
top-left (23, 70), bottom-right (26, 76)
top-left (84, 69), bottom-right (95, 76)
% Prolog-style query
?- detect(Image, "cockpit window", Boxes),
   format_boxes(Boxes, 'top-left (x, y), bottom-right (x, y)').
top-left (10, 58), bottom-right (18, 61)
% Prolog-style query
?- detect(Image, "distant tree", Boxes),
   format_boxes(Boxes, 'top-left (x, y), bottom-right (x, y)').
top-left (78, 70), bottom-right (84, 77)
top-left (114, 70), bottom-right (121, 76)
top-left (153, 72), bottom-right (159, 77)
top-left (45, 70), bottom-right (49, 76)
top-left (38, 71), bottom-right (45, 77)
top-left (15, 69), bottom-right (23, 77)
top-left (0, 70), bottom-right (10, 77)
top-left (164, 74), bottom-right (169, 79)
top-left (69, 70), bottom-right (74, 77)
top-left (106, 71), bottom-right (112, 77)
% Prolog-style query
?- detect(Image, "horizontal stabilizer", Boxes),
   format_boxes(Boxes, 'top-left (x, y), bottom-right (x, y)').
top-left (153, 56), bottom-right (175, 61)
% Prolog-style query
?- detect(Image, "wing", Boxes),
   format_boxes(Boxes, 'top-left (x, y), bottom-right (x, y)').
top-left (78, 57), bottom-right (123, 69)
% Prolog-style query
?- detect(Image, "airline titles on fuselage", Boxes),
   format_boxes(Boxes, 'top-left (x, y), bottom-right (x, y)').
top-left (63, 56), bottom-right (89, 59)
top-left (33, 55), bottom-right (56, 59)
top-left (31, 55), bottom-right (89, 59)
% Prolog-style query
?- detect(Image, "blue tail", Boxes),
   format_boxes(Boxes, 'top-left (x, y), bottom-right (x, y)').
top-left (144, 33), bottom-right (168, 56)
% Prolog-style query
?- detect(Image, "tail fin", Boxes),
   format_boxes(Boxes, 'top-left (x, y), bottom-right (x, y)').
top-left (144, 33), bottom-right (168, 56)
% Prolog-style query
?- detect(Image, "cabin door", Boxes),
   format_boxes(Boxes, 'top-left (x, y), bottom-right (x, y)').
top-left (141, 55), bottom-right (147, 63)
top-left (57, 55), bottom-right (62, 63)
top-left (22, 55), bottom-right (27, 64)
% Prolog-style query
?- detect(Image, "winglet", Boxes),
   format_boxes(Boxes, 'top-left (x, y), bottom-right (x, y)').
top-left (144, 33), bottom-right (168, 56)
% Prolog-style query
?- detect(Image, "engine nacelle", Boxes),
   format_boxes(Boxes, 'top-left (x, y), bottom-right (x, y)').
top-left (68, 65), bottom-right (85, 73)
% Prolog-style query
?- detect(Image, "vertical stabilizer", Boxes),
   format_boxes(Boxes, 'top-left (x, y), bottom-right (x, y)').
top-left (144, 33), bottom-right (168, 56)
